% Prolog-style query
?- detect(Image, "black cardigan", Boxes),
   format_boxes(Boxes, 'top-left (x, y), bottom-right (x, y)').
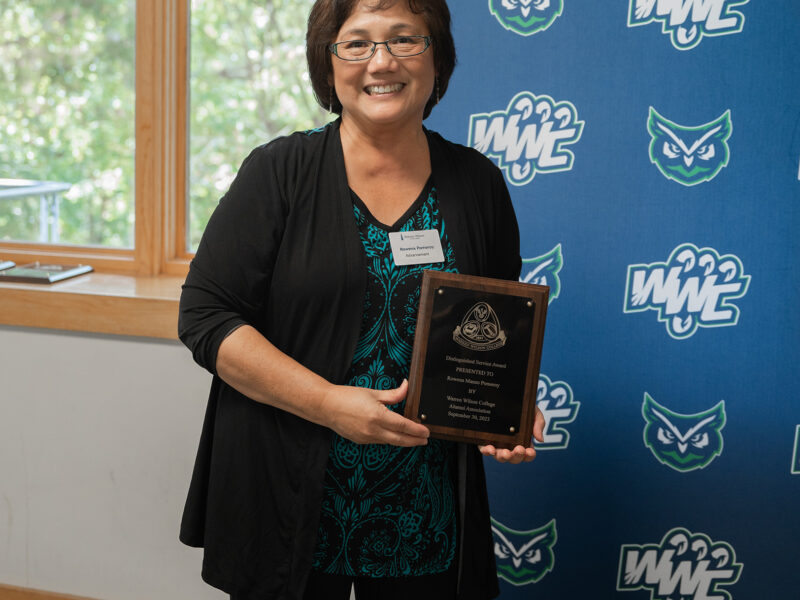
top-left (178, 120), bottom-right (521, 599)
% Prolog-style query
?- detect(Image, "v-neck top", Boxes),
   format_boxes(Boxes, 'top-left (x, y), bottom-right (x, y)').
top-left (312, 179), bottom-right (459, 577)
top-left (350, 174), bottom-right (433, 231)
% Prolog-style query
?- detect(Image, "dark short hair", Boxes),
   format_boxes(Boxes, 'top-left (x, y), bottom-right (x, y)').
top-left (306, 0), bottom-right (456, 120)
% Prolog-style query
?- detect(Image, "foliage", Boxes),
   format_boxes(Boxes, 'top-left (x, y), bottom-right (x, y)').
top-left (189, 0), bottom-right (328, 249)
top-left (0, 0), bottom-right (135, 246)
top-left (0, 0), bottom-right (326, 250)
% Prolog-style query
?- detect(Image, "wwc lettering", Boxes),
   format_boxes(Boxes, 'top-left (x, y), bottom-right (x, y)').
top-left (469, 91), bottom-right (584, 186)
top-left (624, 243), bottom-right (750, 339)
top-left (628, 0), bottom-right (749, 50)
top-left (618, 528), bottom-right (742, 600)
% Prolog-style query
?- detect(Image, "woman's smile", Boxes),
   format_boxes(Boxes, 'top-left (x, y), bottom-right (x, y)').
top-left (364, 82), bottom-right (406, 95)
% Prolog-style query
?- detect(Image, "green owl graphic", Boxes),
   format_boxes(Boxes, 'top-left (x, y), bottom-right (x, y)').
top-left (647, 107), bottom-right (732, 186)
top-left (520, 244), bottom-right (563, 304)
top-left (642, 393), bottom-right (726, 472)
top-left (491, 518), bottom-right (557, 586)
top-left (489, 0), bottom-right (563, 37)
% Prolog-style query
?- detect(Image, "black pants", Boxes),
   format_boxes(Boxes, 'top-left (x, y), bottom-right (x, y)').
top-left (301, 567), bottom-right (458, 600)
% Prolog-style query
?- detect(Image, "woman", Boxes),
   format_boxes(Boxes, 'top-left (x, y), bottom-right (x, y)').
top-left (178, 1), bottom-right (545, 598)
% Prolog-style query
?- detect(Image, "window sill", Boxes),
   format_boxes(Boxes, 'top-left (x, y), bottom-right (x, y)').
top-left (0, 272), bottom-right (183, 340)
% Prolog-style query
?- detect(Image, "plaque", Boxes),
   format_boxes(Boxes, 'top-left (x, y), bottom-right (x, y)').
top-left (404, 271), bottom-right (549, 448)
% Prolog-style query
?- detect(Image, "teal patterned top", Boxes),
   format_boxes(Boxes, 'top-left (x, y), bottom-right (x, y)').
top-left (312, 180), bottom-right (459, 577)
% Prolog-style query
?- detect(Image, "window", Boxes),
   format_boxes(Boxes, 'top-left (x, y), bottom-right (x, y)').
top-left (0, 0), bottom-right (325, 275)
top-left (0, 0), bottom-right (164, 274)
top-left (188, 0), bottom-right (325, 250)
top-left (0, 2), bottom-right (136, 248)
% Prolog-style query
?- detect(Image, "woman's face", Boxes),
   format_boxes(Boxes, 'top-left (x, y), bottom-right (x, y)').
top-left (331, 1), bottom-right (435, 132)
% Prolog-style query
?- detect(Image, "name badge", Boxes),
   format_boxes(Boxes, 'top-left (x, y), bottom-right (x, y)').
top-left (389, 229), bottom-right (445, 266)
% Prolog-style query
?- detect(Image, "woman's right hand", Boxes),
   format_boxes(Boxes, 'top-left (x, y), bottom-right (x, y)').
top-left (320, 379), bottom-right (430, 446)
top-left (216, 326), bottom-right (429, 447)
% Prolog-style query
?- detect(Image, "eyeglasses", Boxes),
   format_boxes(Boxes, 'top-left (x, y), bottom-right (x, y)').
top-left (329, 35), bottom-right (432, 61)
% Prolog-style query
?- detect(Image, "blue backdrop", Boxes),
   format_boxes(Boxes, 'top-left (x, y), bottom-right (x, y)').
top-left (426, 2), bottom-right (800, 597)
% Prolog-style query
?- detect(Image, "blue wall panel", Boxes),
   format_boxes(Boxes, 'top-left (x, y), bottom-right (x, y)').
top-left (426, 2), bottom-right (800, 597)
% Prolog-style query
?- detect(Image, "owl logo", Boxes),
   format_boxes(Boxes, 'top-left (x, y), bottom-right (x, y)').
top-left (628, 0), bottom-right (749, 50)
top-left (647, 107), bottom-right (732, 186)
top-left (792, 425), bottom-right (800, 475)
top-left (535, 374), bottom-right (579, 450)
top-left (489, 0), bottom-right (563, 36)
top-left (453, 302), bottom-right (506, 351)
top-left (520, 244), bottom-right (563, 305)
top-left (491, 518), bottom-right (557, 586)
top-left (642, 393), bottom-right (726, 472)
top-left (618, 527), bottom-right (743, 598)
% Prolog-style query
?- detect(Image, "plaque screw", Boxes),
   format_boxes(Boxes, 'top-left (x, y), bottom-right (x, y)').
top-left (526, 300), bottom-right (533, 307)
top-left (420, 414), bottom-right (427, 421)
top-left (438, 288), bottom-right (444, 295)
top-left (509, 426), bottom-right (516, 433)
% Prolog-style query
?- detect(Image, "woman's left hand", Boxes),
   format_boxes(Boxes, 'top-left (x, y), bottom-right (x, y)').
top-left (479, 405), bottom-right (545, 464)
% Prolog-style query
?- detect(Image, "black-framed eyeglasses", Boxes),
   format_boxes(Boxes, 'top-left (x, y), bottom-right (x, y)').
top-left (329, 35), bottom-right (432, 61)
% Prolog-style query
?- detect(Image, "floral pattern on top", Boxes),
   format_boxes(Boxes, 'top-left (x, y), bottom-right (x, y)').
top-left (312, 183), bottom-right (459, 577)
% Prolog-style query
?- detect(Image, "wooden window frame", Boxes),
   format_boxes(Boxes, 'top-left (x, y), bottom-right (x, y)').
top-left (0, 0), bottom-right (190, 339)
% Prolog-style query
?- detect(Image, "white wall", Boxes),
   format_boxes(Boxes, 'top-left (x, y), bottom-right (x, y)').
top-left (0, 325), bottom-right (224, 600)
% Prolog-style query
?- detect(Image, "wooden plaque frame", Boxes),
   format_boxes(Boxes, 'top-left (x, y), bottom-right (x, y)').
top-left (404, 271), bottom-right (549, 448)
